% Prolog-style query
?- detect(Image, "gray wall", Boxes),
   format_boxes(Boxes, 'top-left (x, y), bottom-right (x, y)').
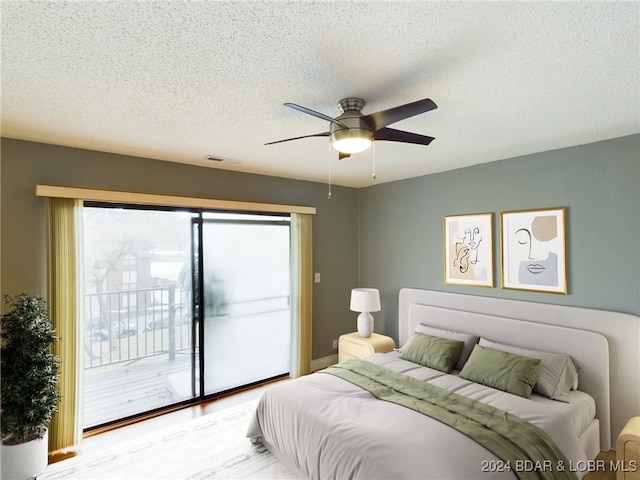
top-left (359, 134), bottom-right (640, 341)
top-left (0, 139), bottom-right (359, 359)
top-left (2, 135), bottom-right (639, 358)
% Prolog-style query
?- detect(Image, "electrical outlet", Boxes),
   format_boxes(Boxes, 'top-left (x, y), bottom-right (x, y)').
top-left (332, 339), bottom-right (337, 350)
top-left (314, 272), bottom-right (321, 283)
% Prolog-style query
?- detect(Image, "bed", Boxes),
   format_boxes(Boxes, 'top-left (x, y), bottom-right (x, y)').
top-left (247, 289), bottom-right (611, 479)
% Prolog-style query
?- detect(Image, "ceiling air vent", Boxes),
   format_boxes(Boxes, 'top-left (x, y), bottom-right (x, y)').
top-left (202, 155), bottom-right (240, 164)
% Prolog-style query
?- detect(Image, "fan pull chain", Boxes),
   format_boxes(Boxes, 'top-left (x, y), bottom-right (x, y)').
top-left (372, 142), bottom-right (377, 180)
top-left (327, 143), bottom-right (333, 199)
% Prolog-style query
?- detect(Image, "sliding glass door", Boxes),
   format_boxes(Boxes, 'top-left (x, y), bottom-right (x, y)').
top-left (82, 205), bottom-right (291, 429)
top-left (82, 206), bottom-right (198, 428)
top-left (200, 212), bottom-right (291, 394)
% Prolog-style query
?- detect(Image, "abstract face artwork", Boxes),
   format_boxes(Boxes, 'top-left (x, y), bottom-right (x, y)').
top-left (501, 208), bottom-right (567, 294)
top-left (444, 214), bottom-right (493, 287)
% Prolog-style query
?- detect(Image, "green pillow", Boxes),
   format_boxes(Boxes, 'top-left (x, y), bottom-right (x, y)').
top-left (459, 345), bottom-right (541, 398)
top-left (399, 332), bottom-right (464, 373)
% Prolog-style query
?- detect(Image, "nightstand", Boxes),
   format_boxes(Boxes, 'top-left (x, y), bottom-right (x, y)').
top-left (338, 332), bottom-right (395, 362)
top-left (617, 416), bottom-right (640, 480)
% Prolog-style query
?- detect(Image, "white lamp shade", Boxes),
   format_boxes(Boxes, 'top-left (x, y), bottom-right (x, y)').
top-left (350, 288), bottom-right (381, 313)
top-left (332, 136), bottom-right (372, 154)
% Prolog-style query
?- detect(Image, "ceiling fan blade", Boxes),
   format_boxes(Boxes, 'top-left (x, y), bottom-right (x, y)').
top-left (338, 151), bottom-right (351, 160)
top-left (265, 131), bottom-right (330, 146)
top-left (284, 103), bottom-right (348, 128)
top-left (364, 98), bottom-right (438, 131)
top-left (374, 127), bottom-right (435, 145)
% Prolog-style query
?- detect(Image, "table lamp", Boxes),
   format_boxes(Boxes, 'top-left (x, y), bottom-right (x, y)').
top-left (350, 288), bottom-right (381, 338)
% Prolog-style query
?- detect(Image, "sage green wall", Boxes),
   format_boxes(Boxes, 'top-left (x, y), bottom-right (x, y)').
top-left (3, 135), bottom-right (639, 357)
top-left (0, 139), bottom-right (359, 359)
top-left (358, 134), bottom-right (640, 341)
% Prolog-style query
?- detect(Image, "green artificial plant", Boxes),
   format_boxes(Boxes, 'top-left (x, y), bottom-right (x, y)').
top-left (1, 293), bottom-right (61, 445)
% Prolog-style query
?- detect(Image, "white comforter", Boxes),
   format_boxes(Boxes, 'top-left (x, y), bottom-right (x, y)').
top-left (247, 353), bottom-right (590, 479)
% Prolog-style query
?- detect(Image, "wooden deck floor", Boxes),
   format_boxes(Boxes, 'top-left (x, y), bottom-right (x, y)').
top-left (83, 309), bottom-right (290, 429)
top-left (83, 353), bottom-right (195, 428)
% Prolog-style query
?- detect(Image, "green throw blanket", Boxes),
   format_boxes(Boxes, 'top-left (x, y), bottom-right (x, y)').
top-left (322, 359), bottom-right (577, 480)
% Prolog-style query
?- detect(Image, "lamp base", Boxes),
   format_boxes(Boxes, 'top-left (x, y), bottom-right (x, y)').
top-left (357, 312), bottom-right (374, 338)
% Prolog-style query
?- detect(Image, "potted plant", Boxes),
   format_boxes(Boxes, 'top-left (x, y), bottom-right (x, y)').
top-left (1, 293), bottom-right (61, 480)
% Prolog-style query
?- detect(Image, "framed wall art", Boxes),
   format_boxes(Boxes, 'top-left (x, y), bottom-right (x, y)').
top-left (501, 207), bottom-right (567, 294)
top-left (443, 213), bottom-right (494, 287)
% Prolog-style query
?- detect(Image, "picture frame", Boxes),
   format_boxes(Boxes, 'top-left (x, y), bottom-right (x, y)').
top-left (443, 213), bottom-right (494, 287)
top-left (501, 207), bottom-right (567, 294)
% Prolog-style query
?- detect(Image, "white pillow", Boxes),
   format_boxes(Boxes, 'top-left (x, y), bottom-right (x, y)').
top-left (410, 324), bottom-right (480, 371)
top-left (478, 338), bottom-right (579, 402)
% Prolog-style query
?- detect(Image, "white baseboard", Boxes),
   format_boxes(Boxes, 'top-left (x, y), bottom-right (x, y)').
top-left (311, 354), bottom-right (338, 372)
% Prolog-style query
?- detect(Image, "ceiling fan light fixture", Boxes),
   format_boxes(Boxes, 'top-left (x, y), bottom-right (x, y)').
top-left (267, 96), bottom-right (437, 159)
top-left (331, 128), bottom-right (373, 154)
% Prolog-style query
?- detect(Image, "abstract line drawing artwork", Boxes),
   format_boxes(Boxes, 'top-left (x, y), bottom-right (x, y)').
top-left (443, 213), bottom-right (494, 287)
top-left (501, 208), bottom-right (567, 294)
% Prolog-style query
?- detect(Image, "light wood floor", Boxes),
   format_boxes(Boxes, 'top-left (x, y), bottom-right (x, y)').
top-left (80, 380), bottom-right (276, 455)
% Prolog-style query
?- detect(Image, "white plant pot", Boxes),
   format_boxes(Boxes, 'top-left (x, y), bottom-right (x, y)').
top-left (1, 428), bottom-right (49, 480)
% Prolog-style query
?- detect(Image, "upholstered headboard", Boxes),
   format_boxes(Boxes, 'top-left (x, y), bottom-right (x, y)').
top-left (399, 289), bottom-right (640, 451)
top-left (403, 303), bottom-right (610, 450)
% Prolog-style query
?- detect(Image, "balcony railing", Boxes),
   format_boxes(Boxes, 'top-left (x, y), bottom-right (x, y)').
top-left (84, 286), bottom-right (291, 369)
top-left (84, 286), bottom-right (192, 368)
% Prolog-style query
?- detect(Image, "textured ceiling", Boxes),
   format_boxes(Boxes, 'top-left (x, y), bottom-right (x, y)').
top-left (2, 1), bottom-right (639, 188)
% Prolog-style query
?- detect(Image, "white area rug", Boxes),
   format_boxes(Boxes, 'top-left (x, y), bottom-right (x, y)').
top-left (39, 400), bottom-right (299, 479)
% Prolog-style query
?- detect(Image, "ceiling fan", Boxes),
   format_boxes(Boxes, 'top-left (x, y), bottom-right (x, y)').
top-left (265, 97), bottom-right (437, 159)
